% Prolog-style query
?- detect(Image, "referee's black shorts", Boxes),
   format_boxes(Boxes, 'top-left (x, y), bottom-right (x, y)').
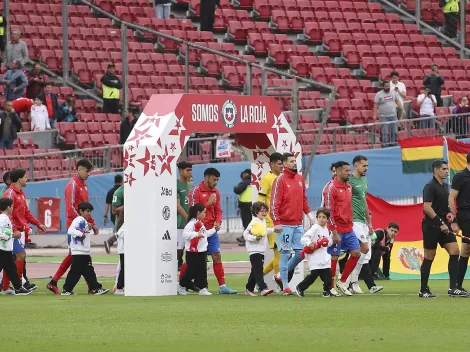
top-left (457, 211), bottom-right (470, 244)
top-left (422, 220), bottom-right (457, 250)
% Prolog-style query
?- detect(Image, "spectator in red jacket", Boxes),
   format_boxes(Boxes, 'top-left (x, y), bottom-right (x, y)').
top-left (271, 153), bottom-right (314, 294)
top-left (183, 167), bottom-right (237, 295)
top-left (26, 63), bottom-right (48, 99)
top-left (324, 161), bottom-right (361, 296)
top-left (46, 159), bottom-right (99, 294)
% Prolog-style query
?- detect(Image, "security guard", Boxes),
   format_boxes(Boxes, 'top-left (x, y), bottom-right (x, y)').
top-left (0, 14), bottom-right (5, 53)
top-left (441, 0), bottom-right (459, 39)
top-left (420, 159), bottom-right (466, 298)
top-left (449, 152), bottom-right (470, 295)
top-left (101, 63), bottom-right (122, 114)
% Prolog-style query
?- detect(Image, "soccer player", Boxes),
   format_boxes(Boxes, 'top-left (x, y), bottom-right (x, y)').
top-left (2, 168), bottom-right (47, 293)
top-left (46, 159), bottom-right (99, 294)
top-left (448, 152), bottom-right (470, 294)
top-left (271, 153), bottom-right (314, 295)
top-left (420, 160), bottom-right (466, 298)
top-left (187, 167), bottom-right (237, 294)
top-left (347, 155), bottom-right (383, 294)
top-left (177, 161), bottom-right (192, 271)
top-left (324, 161), bottom-right (361, 296)
top-left (258, 152), bottom-right (283, 279)
top-left (103, 174), bottom-right (123, 253)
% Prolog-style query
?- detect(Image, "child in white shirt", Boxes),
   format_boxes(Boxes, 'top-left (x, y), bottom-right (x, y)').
top-left (295, 208), bottom-right (339, 298)
top-left (0, 197), bottom-right (31, 295)
top-left (62, 202), bottom-right (109, 295)
top-left (178, 203), bottom-right (215, 296)
top-left (115, 207), bottom-right (125, 295)
top-left (31, 97), bottom-right (51, 131)
top-left (244, 202), bottom-right (275, 297)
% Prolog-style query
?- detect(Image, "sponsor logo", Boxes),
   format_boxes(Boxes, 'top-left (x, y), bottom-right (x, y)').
top-left (222, 100), bottom-right (237, 129)
top-left (48, 200), bottom-right (53, 206)
top-left (160, 273), bottom-right (172, 284)
top-left (162, 206), bottom-right (170, 220)
top-left (161, 187), bottom-right (172, 196)
top-left (162, 230), bottom-right (171, 240)
top-left (161, 251), bottom-right (172, 262)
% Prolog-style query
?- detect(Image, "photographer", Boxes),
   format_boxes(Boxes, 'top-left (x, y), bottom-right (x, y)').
top-left (417, 87), bottom-right (438, 129)
top-left (423, 64), bottom-right (444, 107)
top-left (390, 71), bottom-right (406, 114)
top-left (370, 222), bottom-right (399, 280)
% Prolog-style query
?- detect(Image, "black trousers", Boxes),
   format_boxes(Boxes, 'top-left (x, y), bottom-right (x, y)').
top-left (102, 98), bottom-right (120, 114)
top-left (370, 246), bottom-right (392, 277)
top-left (63, 255), bottom-right (101, 292)
top-left (180, 251), bottom-right (208, 290)
top-left (0, 250), bottom-right (21, 290)
top-left (359, 264), bottom-right (376, 290)
top-left (117, 254), bottom-right (125, 290)
top-left (200, 0), bottom-right (217, 31)
top-left (443, 12), bottom-right (459, 39)
top-left (239, 202), bottom-right (252, 230)
top-left (246, 253), bottom-right (267, 291)
top-left (297, 268), bottom-right (332, 292)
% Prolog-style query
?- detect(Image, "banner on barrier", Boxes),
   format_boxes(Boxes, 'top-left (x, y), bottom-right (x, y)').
top-left (37, 197), bottom-right (61, 232)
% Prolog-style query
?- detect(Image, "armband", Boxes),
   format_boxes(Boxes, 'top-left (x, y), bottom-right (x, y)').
top-left (432, 216), bottom-right (444, 226)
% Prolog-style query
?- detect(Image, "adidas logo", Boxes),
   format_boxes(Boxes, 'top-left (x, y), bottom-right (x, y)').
top-left (162, 231), bottom-right (171, 240)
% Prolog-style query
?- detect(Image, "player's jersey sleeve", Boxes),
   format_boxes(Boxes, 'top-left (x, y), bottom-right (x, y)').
top-left (65, 181), bottom-right (80, 220)
top-left (105, 188), bottom-right (114, 205)
top-left (215, 190), bottom-right (222, 224)
top-left (302, 178), bottom-right (311, 215)
top-left (325, 183), bottom-right (337, 230)
top-left (451, 173), bottom-right (463, 191)
top-left (24, 203), bottom-right (41, 227)
top-left (188, 187), bottom-right (200, 206)
top-left (4, 189), bottom-right (20, 231)
top-left (270, 177), bottom-right (284, 226)
top-left (422, 183), bottom-right (434, 203)
top-left (257, 176), bottom-right (269, 202)
top-left (112, 187), bottom-right (124, 208)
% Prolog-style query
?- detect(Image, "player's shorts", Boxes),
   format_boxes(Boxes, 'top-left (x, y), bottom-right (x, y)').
top-left (207, 232), bottom-right (220, 255)
top-left (276, 225), bottom-right (303, 252)
top-left (456, 211), bottom-right (470, 244)
top-left (13, 231), bottom-right (26, 255)
top-left (353, 222), bottom-right (372, 262)
top-left (177, 229), bottom-right (185, 250)
top-left (422, 220), bottom-right (457, 249)
top-left (327, 231), bottom-right (360, 256)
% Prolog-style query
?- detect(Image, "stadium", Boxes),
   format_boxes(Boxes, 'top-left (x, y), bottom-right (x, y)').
top-left (0, 0), bottom-right (469, 350)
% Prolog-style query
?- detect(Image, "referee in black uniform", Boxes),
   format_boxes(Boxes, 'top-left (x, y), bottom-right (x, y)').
top-left (420, 160), bottom-right (466, 298)
top-left (449, 152), bottom-right (470, 294)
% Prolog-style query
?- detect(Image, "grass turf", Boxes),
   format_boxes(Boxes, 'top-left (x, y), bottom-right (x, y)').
top-left (2, 275), bottom-right (469, 352)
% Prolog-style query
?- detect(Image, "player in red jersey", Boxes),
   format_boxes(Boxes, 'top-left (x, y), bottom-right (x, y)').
top-left (2, 168), bottom-right (47, 293)
top-left (46, 159), bottom-right (99, 294)
top-left (182, 167), bottom-right (237, 294)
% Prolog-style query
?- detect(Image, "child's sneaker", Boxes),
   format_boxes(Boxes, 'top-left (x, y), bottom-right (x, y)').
top-left (369, 285), bottom-right (384, 294)
top-left (294, 285), bottom-right (304, 297)
top-left (114, 289), bottom-right (125, 295)
top-left (3, 287), bottom-right (16, 295)
top-left (61, 290), bottom-right (74, 296)
top-left (282, 288), bottom-right (292, 296)
top-left (260, 288), bottom-right (274, 296)
top-left (199, 288), bottom-right (212, 296)
top-left (15, 287), bottom-right (31, 296)
top-left (323, 290), bottom-right (340, 297)
top-left (89, 288), bottom-right (109, 295)
top-left (329, 288), bottom-right (342, 297)
top-left (244, 289), bottom-right (257, 296)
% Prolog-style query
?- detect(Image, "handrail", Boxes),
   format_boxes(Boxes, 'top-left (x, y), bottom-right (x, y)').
top-left (78, 0), bottom-right (335, 93)
top-left (0, 144), bottom-right (122, 160)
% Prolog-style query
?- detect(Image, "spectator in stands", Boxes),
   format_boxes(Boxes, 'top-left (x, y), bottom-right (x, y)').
top-left (26, 63), bottom-right (48, 99)
top-left (4, 29), bottom-right (28, 69)
top-left (390, 71), bottom-right (406, 115)
top-left (38, 82), bottom-right (60, 129)
top-left (0, 100), bottom-right (22, 150)
top-left (101, 64), bottom-right (122, 114)
top-left (31, 96), bottom-right (51, 131)
top-left (58, 98), bottom-right (77, 123)
top-left (120, 110), bottom-right (137, 144)
top-left (155, 0), bottom-right (171, 19)
top-left (373, 81), bottom-right (405, 148)
top-left (423, 64), bottom-right (444, 107)
top-left (200, 0), bottom-right (218, 31)
top-left (0, 60), bottom-right (28, 101)
top-left (417, 87), bottom-right (438, 129)
top-left (0, 13), bottom-right (5, 56)
top-left (449, 96), bottom-right (470, 138)
top-left (441, 0), bottom-right (459, 39)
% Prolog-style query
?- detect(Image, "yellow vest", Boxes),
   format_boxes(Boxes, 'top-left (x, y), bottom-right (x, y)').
top-left (102, 83), bottom-right (120, 99)
top-left (443, 0), bottom-right (459, 13)
top-left (0, 17), bottom-right (4, 36)
top-left (239, 186), bottom-right (252, 203)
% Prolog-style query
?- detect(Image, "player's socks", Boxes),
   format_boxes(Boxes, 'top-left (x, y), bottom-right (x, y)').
top-left (330, 258), bottom-right (338, 288)
top-left (340, 256), bottom-right (359, 283)
top-left (279, 251), bottom-right (290, 288)
top-left (448, 255), bottom-right (459, 289)
top-left (213, 262), bottom-right (226, 286)
top-left (52, 254), bottom-right (72, 282)
top-left (179, 262), bottom-right (187, 281)
top-left (349, 253), bottom-right (367, 284)
top-left (16, 260), bottom-right (25, 284)
top-left (263, 258), bottom-right (274, 275)
top-left (273, 250), bottom-right (280, 274)
top-left (457, 256), bottom-right (469, 288)
top-left (420, 258), bottom-right (433, 291)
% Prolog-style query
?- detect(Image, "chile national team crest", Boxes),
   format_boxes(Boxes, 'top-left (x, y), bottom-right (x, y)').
top-left (222, 100), bottom-right (237, 129)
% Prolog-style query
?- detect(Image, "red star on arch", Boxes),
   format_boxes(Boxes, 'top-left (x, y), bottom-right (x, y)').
top-left (123, 148), bottom-right (136, 171)
top-left (139, 115), bottom-right (161, 128)
top-left (251, 170), bottom-right (263, 191)
top-left (124, 172), bottom-right (137, 187)
top-left (252, 145), bottom-right (271, 161)
top-left (289, 141), bottom-right (301, 159)
top-left (157, 145), bottom-right (175, 175)
top-left (137, 147), bottom-right (152, 176)
top-left (170, 142), bottom-right (176, 153)
top-left (256, 160), bottom-right (264, 170)
top-left (169, 115), bottom-right (192, 149)
top-left (282, 140), bottom-right (288, 149)
top-left (127, 126), bottom-right (153, 147)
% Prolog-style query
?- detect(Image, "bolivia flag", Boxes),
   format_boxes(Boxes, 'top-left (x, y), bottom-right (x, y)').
top-left (446, 138), bottom-right (470, 181)
top-left (398, 136), bottom-right (444, 173)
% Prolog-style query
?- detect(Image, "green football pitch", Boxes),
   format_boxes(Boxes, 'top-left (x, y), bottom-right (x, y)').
top-left (2, 275), bottom-right (468, 352)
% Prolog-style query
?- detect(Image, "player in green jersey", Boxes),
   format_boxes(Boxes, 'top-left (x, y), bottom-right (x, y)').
top-left (176, 161), bottom-right (192, 271)
top-left (348, 155), bottom-right (383, 294)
